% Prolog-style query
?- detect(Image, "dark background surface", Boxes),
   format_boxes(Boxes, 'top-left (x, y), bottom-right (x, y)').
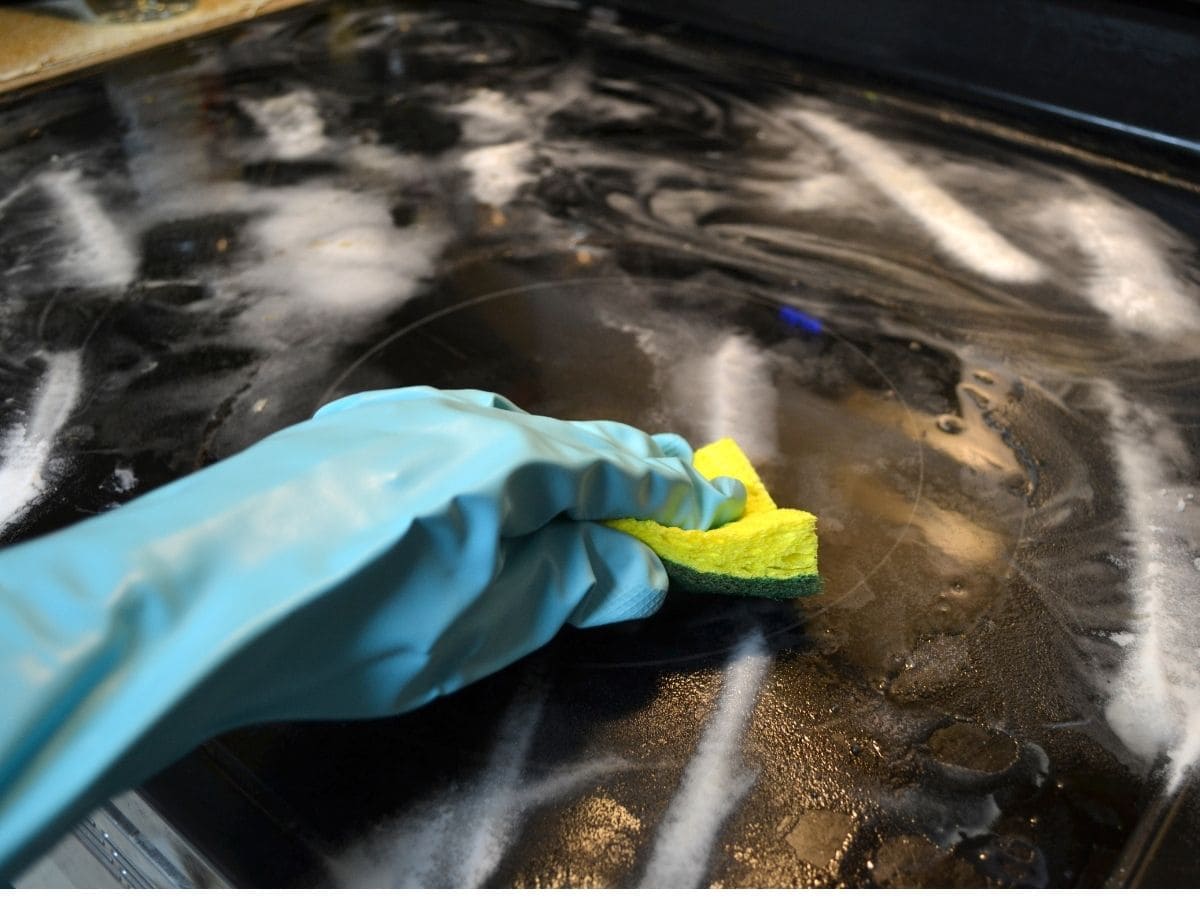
top-left (601, 0), bottom-right (1200, 161)
top-left (2, 0), bottom-right (1199, 888)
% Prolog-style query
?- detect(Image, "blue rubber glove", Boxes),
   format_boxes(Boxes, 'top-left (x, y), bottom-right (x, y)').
top-left (0, 386), bottom-right (744, 879)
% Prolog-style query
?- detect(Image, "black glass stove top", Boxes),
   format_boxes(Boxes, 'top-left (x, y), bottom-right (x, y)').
top-left (2, 0), bottom-right (1200, 887)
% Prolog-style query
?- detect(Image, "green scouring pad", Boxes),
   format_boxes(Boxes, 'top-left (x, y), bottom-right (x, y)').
top-left (607, 437), bottom-right (821, 599)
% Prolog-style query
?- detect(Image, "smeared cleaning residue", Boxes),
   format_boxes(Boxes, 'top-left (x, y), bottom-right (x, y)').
top-left (38, 171), bottom-right (136, 289)
top-left (449, 88), bottom-right (530, 144)
top-left (446, 77), bottom-right (614, 209)
top-left (1041, 195), bottom-right (1200, 339)
top-left (1100, 383), bottom-right (1200, 791)
top-left (792, 110), bottom-right (1045, 284)
top-left (592, 308), bottom-right (781, 464)
top-left (640, 631), bottom-right (769, 887)
top-left (109, 466), bottom-right (137, 493)
top-left (647, 188), bottom-right (722, 229)
top-left (886, 789), bottom-right (1002, 847)
top-left (456, 683), bottom-right (544, 888)
top-left (331, 682), bottom-right (634, 888)
top-left (0, 353), bottom-right (83, 531)
top-left (0, 184), bottom-right (28, 216)
top-left (240, 186), bottom-right (447, 318)
top-left (460, 141), bottom-right (534, 207)
top-left (703, 334), bottom-right (780, 461)
top-left (238, 89), bottom-right (329, 160)
top-left (770, 172), bottom-right (862, 213)
top-left (447, 68), bottom-right (658, 211)
top-left (516, 757), bottom-right (631, 809)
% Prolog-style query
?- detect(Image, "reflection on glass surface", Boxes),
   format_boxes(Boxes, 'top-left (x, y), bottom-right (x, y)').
top-left (1, 0), bottom-right (1198, 887)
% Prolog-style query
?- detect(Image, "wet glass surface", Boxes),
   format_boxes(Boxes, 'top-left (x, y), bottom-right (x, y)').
top-left (2, 0), bottom-right (1200, 887)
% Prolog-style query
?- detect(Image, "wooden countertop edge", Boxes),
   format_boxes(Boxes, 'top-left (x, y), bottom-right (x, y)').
top-left (0, 0), bottom-right (318, 98)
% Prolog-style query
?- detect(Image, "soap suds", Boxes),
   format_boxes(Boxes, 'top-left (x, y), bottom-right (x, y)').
top-left (460, 141), bottom-right (534, 207)
top-left (640, 631), bottom-right (769, 887)
top-left (1100, 383), bottom-right (1200, 791)
top-left (1039, 195), bottom-right (1200, 339)
top-left (38, 171), bottom-right (136, 289)
top-left (332, 683), bottom-right (633, 888)
top-left (519, 757), bottom-right (631, 809)
top-left (110, 466), bottom-right (137, 493)
top-left (792, 110), bottom-right (1045, 284)
top-left (0, 184), bottom-right (29, 216)
top-left (239, 89), bottom-right (329, 160)
top-left (449, 88), bottom-right (530, 144)
top-left (702, 334), bottom-right (780, 461)
top-left (0, 353), bottom-right (83, 531)
top-left (450, 75), bottom-right (634, 208)
top-left (593, 307), bottom-right (781, 462)
top-left (771, 172), bottom-right (861, 212)
top-left (887, 790), bottom-right (1002, 847)
top-left (456, 684), bottom-right (545, 888)
top-left (238, 186), bottom-right (447, 319)
top-left (647, 188), bottom-right (722, 229)
top-left (446, 85), bottom-right (544, 208)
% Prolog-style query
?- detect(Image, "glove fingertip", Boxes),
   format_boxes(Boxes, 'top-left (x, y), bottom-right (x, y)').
top-left (650, 432), bottom-right (695, 462)
top-left (709, 475), bottom-right (747, 506)
top-left (571, 582), bottom-right (667, 629)
top-left (568, 525), bottom-right (669, 629)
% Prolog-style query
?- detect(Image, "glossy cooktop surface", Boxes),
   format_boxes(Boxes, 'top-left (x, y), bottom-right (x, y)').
top-left (2, 0), bottom-right (1199, 887)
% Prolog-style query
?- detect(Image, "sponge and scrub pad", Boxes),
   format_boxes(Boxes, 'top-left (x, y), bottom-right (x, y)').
top-left (608, 438), bottom-right (821, 599)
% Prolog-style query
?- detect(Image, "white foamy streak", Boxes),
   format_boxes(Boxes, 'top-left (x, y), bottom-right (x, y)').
top-left (110, 79), bottom-right (440, 320)
top-left (456, 686), bottom-right (545, 888)
top-left (460, 141), bottom-right (534, 207)
top-left (445, 88), bottom-right (535, 207)
top-left (1045, 196), bottom-right (1200, 339)
top-left (640, 631), bottom-right (770, 888)
top-left (239, 186), bottom-right (446, 320)
top-left (793, 110), bottom-right (1044, 284)
top-left (704, 334), bottom-right (779, 461)
top-left (449, 88), bottom-right (530, 144)
top-left (239, 89), bottom-right (329, 160)
top-left (519, 756), bottom-right (633, 808)
top-left (0, 353), bottom-right (83, 529)
top-left (332, 799), bottom-right (455, 888)
top-left (38, 171), bottom-right (136, 289)
top-left (769, 172), bottom-right (861, 213)
top-left (0, 184), bottom-right (29, 215)
top-left (111, 466), bottom-right (137, 493)
top-left (107, 70), bottom-right (242, 201)
top-left (450, 71), bottom-right (659, 209)
top-left (331, 688), bottom-right (543, 889)
top-left (333, 690), bottom-right (635, 888)
top-left (1100, 383), bottom-right (1200, 792)
top-left (890, 790), bottom-right (1001, 847)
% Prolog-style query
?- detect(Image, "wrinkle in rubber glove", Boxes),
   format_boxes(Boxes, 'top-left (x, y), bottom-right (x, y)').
top-left (0, 386), bottom-right (743, 880)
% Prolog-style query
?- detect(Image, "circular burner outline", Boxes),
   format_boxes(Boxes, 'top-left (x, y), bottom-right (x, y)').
top-left (321, 274), bottom-right (933, 668)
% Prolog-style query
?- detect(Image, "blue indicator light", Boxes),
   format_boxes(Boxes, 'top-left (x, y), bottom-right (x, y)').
top-left (779, 306), bottom-right (823, 334)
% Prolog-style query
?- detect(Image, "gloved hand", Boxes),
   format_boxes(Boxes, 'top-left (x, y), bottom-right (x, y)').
top-left (0, 386), bottom-right (744, 879)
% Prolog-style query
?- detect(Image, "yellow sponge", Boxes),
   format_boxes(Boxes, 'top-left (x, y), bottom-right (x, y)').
top-left (607, 438), bottom-right (821, 599)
